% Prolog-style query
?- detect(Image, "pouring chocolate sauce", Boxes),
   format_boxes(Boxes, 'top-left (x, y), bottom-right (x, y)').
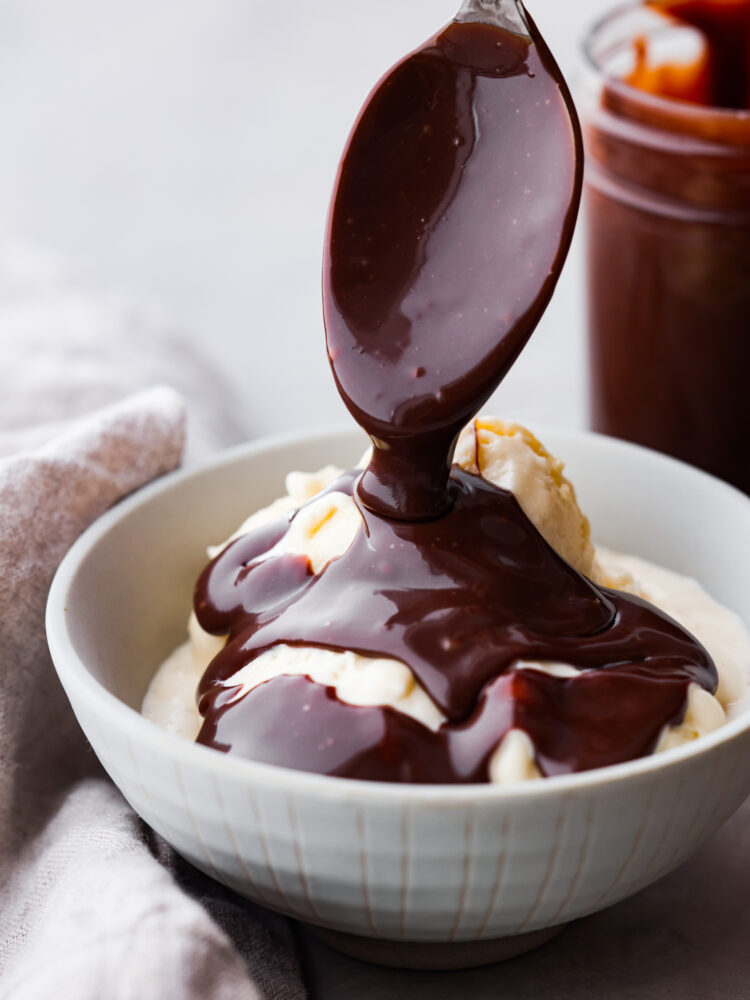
top-left (324, 2), bottom-right (582, 521)
top-left (194, 1), bottom-right (718, 782)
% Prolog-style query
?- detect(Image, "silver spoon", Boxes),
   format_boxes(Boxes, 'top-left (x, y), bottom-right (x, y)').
top-left (456, 0), bottom-right (530, 37)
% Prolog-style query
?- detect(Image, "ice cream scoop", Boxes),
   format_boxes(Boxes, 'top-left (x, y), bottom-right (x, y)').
top-left (143, 420), bottom-right (749, 781)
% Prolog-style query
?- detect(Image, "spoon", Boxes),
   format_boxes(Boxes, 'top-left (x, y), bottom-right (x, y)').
top-left (324, 0), bottom-right (583, 519)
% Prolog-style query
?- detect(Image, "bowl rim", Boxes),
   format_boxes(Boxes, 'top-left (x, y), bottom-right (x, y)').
top-left (46, 421), bottom-right (750, 805)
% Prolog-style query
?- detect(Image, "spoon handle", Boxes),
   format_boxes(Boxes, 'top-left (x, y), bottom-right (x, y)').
top-left (455, 0), bottom-right (530, 37)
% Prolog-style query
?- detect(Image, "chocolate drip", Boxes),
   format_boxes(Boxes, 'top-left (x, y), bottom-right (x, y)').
top-left (198, 669), bottom-right (696, 783)
top-left (190, 12), bottom-right (718, 782)
top-left (195, 469), bottom-right (716, 779)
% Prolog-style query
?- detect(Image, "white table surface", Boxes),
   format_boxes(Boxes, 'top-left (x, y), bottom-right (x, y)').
top-left (0, 0), bottom-right (604, 440)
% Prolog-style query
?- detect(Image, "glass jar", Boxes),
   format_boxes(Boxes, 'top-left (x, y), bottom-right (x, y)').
top-left (581, 3), bottom-right (750, 494)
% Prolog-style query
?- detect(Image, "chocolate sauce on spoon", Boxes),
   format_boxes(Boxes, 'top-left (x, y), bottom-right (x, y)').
top-left (194, 2), bottom-right (718, 782)
top-left (324, 6), bottom-right (582, 520)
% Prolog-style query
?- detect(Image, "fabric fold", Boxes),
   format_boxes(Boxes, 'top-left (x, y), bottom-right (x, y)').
top-left (0, 386), bottom-right (305, 1000)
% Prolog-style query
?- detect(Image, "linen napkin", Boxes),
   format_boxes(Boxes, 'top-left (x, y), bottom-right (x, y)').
top-left (0, 388), bottom-right (308, 1000)
top-left (0, 388), bottom-right (309, 1000)
top-left (0, 255), bottom-right (307, 999)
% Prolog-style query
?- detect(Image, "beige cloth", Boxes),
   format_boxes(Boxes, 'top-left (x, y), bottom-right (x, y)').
top-left (0, 388), bottom-right (306, 999)
top-left (0, 245), bottom-right (247, 463)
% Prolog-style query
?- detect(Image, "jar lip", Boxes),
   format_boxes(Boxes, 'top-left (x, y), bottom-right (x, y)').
top-left (582, 0), bottom-right (750, 125)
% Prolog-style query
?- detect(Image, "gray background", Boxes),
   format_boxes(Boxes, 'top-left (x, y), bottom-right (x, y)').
top-left (0, 0), bottom-right (605, 437)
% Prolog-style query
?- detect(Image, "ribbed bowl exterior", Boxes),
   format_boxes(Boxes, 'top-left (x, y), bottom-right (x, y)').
top-left (54, 678), bottom-right (750, 941)
top-left (47, 426), bottom-right (750, 943)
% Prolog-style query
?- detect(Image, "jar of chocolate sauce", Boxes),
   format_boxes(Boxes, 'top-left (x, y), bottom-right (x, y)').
top-left (581, 1), bottom-right (750, 494)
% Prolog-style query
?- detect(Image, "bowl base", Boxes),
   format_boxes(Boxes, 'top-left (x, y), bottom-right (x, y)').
top-left (306, 921), bottom-right (567, 970)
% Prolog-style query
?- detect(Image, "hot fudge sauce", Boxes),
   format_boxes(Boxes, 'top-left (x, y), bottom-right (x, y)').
top-left (635, 0), bottom-right (750, 110)
top-left (585, 0), bottom-right (750, 494)
top-left (323, 15), bottom-right (581, 520)
top-left (193, 6), bottom-right (719, 782)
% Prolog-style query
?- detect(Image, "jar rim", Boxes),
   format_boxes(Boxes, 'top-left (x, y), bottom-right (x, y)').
top-left (581, 0), bottom-right (750, 126)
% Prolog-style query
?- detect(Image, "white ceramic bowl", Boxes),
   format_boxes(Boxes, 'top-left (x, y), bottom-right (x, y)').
top-left (46, 426), bottom-right (750, 969)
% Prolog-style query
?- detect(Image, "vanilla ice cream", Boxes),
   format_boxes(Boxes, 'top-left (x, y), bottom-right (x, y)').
top-left (143, 418), bottom-right (750, 782)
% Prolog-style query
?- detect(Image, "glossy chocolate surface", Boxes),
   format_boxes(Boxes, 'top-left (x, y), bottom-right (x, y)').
top-left (193, 11), bottom-right (718, 782)
top-left (323, 17), bottom-right (581, 520)
top-left (195, 470), bottom-right (716, 780)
